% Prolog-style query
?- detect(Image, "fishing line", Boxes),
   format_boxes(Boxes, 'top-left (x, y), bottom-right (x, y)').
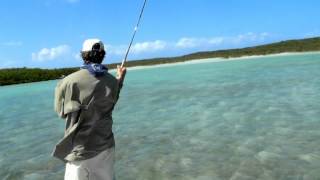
top-left (121, 0), bottom-right (148, 67)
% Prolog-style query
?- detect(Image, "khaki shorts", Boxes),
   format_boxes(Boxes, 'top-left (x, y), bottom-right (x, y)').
top-left (64, 147), bottom-right (115, 180)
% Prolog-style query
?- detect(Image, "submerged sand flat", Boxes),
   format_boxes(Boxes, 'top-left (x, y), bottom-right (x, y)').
top-left (0, 53), bottom-right (320, 179)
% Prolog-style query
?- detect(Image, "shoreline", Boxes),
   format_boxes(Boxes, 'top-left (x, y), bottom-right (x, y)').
top-left (2, 51), bottom-right (320, 86)
top-left (113, 51), bottom-right (320, 71)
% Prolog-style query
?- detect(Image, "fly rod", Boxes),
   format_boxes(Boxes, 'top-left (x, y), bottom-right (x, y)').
top-left (121, 0), bottom-right (148, 68)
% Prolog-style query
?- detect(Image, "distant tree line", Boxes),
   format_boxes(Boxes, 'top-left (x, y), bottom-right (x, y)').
top-left (0, 67), bottom-right (78, 86)
top-left (1, 37), bottom-right (320, 86)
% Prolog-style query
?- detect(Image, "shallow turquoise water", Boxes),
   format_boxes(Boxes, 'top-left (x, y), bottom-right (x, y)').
top-left (1, 53), bottom-right (320, 180)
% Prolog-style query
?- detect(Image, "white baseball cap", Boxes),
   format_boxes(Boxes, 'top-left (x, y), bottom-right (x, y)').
top-left (82, 38), bottom-right (105, 52)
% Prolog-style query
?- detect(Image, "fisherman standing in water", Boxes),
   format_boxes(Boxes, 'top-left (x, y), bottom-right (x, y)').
top-left (53, 39), bottom-right (126, 180)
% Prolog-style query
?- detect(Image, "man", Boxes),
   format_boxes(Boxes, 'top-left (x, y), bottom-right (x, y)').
top-left (53, 38), bottom-right (126, 180)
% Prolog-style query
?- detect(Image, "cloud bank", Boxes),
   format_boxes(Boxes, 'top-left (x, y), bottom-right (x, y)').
top-left (29, 32), bottom-right (271, 65)
top-left (105, 32), bottom-right (270, 56)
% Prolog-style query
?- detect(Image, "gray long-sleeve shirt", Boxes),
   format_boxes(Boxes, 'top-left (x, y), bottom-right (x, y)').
top-left (52, 69), bottom-right (119, 162)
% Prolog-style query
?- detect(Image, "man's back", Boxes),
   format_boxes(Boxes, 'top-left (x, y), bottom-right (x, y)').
top-left (54, 69), bottom-right (119, 161)
top-left (54, 39), bottom-right (126, 180)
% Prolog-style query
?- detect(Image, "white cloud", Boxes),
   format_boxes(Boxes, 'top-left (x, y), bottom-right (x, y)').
top-left (1, 41), bottom-right (23, 47)
top-left (32, 45), bottom-right (71, 62)
top-left (131, 40), bottom-right (167, 54)
top-left (231, 32), bottom-right (270, 44)
top-left (175, 38), bottom-right (198, 48)
top-left (106, 40), bottom-right (167, 56)
top-left (175, 37), bottom-right (224, 48)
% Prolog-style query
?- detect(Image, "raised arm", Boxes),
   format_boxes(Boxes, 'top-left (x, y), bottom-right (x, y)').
top-left (116, 65), bottom-right (127, 90)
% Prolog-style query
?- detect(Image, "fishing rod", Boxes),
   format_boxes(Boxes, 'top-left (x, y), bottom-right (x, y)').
top-left (121, 0), bottom-right (148, 68)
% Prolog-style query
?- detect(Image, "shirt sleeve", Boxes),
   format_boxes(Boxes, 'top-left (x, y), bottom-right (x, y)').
top-left (54, 79), bottom-right (67, 119)
top-left (114, 78), bottom-right (123, 104)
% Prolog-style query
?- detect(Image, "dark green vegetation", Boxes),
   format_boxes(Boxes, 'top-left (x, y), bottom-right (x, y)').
top-left (0, 68), bottom-right (77, 86)
top-left (1, 37), bottom-right (320, 86)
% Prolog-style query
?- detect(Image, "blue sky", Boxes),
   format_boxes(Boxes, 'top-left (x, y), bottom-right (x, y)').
top-left (0, 0), bottom-right (320, 68)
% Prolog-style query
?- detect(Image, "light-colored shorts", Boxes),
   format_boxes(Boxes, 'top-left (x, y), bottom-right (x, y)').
top-left (64, 147), bottom-right (115, 180)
